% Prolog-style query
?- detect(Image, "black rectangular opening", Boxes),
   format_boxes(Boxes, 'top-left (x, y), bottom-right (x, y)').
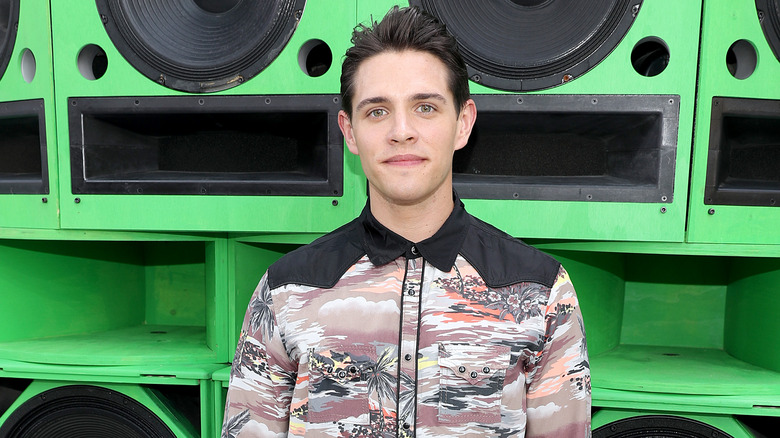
top-left (454, 94), bottom-right (678, 203)
top-left (69, 95), bottom-right (343, 196)
top-left (0, 99), bottom-right (48, 194)
top-left (705, 97), bottom-right (780, 206)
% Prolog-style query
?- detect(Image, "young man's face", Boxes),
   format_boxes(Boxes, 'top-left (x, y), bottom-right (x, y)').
top-left (338, 50), bottom-right (476, 208)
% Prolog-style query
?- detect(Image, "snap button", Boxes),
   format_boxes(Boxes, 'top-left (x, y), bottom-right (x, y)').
top-left (408, 289), bottom-right (416, 296)
top-left (483, 366), bottom-right (491, 374)
top-left (458, 366), bottom-right (466, 373)
top-left (404, 354), bottom-right (412, 361)
top-left (410, 245), bottom-right (418, 255)
top-left (470, 371), bottom-right (478, 379)
top-left (403, 423), bottom-right (411, 430)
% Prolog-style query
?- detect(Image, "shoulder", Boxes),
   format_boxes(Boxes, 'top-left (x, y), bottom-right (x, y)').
top-left (461, 214), bottom-right (561, 288)
top-left (267, 218), bottom-right (367, 290)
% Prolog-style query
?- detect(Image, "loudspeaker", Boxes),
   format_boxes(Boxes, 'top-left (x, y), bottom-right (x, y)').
top-left (591, 409), bottom-right (769, 438)
top-left (361, 0), bottom-right (701, 242)
top-left (687, 0), bottom-right (780, 244)
top-left (0, 0), bottom-right (59, 229)
top-left (50, 0), bottom-right (364, 233)
top-left (0, 361), bottom-right (220, 438)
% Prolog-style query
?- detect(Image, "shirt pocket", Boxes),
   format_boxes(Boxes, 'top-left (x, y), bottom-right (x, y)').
top-left (437, 342), bottom-right (512, 424)
top-left (306, 345), bottom-right (375, 424)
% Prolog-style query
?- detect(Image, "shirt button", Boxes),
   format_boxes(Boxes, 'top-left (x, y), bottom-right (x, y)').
top-left (404, 354), bottom-right (412, 361)
top-left (403, 423), bottom-right (411, 430)
top-left (458, 366), bottom-right (466, 373)
top-left (410, 245), bottom-right (418, 255)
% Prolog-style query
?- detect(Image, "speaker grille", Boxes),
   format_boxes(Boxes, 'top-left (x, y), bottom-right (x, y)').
top-left (95, 0), bottom-right (306, 93)
top-left (757, 0), bottom-right (780, 62)
top-left (593, 415), bottom-right (734, 438)
top-left (0, 385), bottom-right (176, 438)
top-left (0, 0), bottom-right (19, 82)
top-left (410, 0), bottom-right (642, 91)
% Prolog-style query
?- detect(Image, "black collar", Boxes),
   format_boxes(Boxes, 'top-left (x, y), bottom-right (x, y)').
top-left (360, 193), bottom-right (468, 272)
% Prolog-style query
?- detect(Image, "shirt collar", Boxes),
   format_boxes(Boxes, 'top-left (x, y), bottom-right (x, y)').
top-left (359, 192), bottom-right (469, 272)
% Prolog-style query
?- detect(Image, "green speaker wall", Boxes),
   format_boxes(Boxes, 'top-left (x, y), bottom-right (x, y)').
top-left (0, 0), bottom-right (59, 229)
top-left (687, 0), bottom-right (780, 244)
top-left (360, 1), bottom-right (700, 242)
top-left (50, 1), bottom-right (365, 233)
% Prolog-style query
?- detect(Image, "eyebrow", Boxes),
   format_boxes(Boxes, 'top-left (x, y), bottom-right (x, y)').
top-left (354, 93), bottom-right (449, 113)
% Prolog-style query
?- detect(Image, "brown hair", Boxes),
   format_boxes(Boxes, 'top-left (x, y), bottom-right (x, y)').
top-left (340, 6), bottom-right (470, 118)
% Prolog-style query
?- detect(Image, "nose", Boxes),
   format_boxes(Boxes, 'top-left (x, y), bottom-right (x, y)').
top-left (388, 111), bottom-right (417, 144)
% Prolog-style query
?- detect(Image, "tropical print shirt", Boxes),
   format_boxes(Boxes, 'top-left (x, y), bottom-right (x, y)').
top-left (222, 197), bottom-right (591, 437)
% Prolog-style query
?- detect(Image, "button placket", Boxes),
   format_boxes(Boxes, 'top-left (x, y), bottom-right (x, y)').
top-left (398, 257), bottom-right (423, 436)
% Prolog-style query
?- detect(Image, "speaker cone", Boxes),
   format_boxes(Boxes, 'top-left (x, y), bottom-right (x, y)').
top-left (756, 0), bottom-right (780, 62)
top-left (410, 0), bottom-right (642, 91)
top-left (95, 0), bottom-right (306, 93)
top-left (0, 385), bottom-right (176, 437)
top-left (0, 0), bottom-right (20, 82)
top-left (593, 415), bottom-right (734, 438)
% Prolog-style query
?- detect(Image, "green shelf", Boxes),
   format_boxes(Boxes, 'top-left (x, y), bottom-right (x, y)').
top-left (592, 345), bottom-right (780, 397)
top-left (0, 325), bottom-right (216, 366)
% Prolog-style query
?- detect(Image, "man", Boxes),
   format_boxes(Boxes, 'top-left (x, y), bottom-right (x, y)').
top-left (222, 6), bottom-right (590, 437)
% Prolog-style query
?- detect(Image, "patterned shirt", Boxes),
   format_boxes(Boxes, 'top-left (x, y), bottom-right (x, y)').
top-left (222, 197), bottom-right (591, 437)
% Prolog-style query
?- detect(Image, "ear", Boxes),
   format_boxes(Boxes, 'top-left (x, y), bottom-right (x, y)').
top-left (338, 110), bottom-right (360, 155)
top-left (454, 99), bottom-right (477, 152)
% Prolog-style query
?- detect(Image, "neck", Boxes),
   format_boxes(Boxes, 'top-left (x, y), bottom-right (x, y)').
top-left (368, 188), bottom-right (454, 243)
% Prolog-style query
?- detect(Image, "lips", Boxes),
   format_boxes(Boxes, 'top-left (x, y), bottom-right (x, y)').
top-left (383, 154), bottom-right (425, 166)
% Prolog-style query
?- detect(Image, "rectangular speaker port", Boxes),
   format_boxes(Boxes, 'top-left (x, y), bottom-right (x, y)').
top-left (705, 96), bottom-right (780, 207)
top-left (69, 95), bottom-right (343, 196)
top-left (0, 99), bottom-right (48, 195)
top-left (454, 94), bottom-right (678, 203)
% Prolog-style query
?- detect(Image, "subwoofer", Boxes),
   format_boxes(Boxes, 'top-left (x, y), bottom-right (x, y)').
top-left (591, 409), bottom-right (774, 438)
top-left (0, 375), bottom-right (211, 438)
top-left (687, 0), bottom-right (780, 244)
top-left (0, 0), bottom-right (59, 229)
top-left (51, 0), bottom-right (364, 233)
top-left (362, 0), bottom-right (701, 242)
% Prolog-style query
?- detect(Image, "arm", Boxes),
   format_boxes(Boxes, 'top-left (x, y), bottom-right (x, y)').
top-left (526, 266), bottom-right (591, 437)
top-left (222, 273), bottom-right (296, 438)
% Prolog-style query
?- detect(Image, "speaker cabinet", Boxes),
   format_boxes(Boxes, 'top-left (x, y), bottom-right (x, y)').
top-left (0, 362), bottom-right (220, 438)
top-left (50, 0), bottom-right (364, 233)
top-left (0, 235), bottom-right (232, 365)
top-left (0, 0), bottom-right (59, 229)
top-left (535, 246), bottom-right (780, 427)
top-left (360, 1), bottom-right (701, 242)
top-left (688, 0), bottom-right (780, 244)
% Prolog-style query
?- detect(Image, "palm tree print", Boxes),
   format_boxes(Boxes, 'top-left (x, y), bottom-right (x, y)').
top-left (221, 408), bottom-right (250, 438)
top-left (437, 275), bottom-right (550, 324)
top-left (365, 348), bottom-right (397, 430)
top-left (249, 280), bottom-right (275, 340)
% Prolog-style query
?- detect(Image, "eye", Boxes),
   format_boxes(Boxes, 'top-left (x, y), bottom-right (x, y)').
top-left (368, 108), bottom-right (387, 118)
top-left (417, 104), bottom-right (435, 114)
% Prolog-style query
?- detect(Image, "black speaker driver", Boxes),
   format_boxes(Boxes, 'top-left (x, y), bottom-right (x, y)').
top-left (756, 0), bottom-right (780, 62)
top-left (410, 0), bottom-right (642, 91)
top-left (0, 0), bottom-right (20, 82)
top-left (95, 0), bottom-right (306, 93)
top-left (593, 415), bottom-right (734, 438)
top-left (0, 385), bottom-right (176, 438)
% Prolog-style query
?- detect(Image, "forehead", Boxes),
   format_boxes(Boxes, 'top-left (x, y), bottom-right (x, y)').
top-left (351, 50), bottom-right (453, 103)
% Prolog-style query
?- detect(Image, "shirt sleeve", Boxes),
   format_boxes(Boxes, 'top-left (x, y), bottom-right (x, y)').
top-left (222, 273), bottom-right (297, 438)
top-left (525, 265), bottom-right (591, 437)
